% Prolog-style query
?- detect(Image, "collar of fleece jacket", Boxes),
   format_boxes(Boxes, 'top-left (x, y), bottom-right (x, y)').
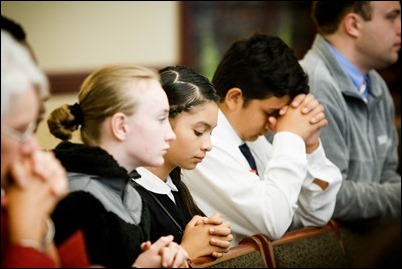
top-left (53, 141), bottom-right (140, 181)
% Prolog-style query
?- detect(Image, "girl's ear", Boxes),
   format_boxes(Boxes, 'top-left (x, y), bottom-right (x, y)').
top-left (110, 112), bottom-right (128, 141)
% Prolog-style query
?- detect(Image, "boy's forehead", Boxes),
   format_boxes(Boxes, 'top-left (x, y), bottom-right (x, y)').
top-left (259, 95), bottom-right (291, 109)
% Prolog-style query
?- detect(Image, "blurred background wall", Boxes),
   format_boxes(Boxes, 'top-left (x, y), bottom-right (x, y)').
top-left (2, 1), bottom-right (180, 148)
top-left (2, 1), bottom-right (400, 152)
top-left (1, 1), bottom-right (180, 72)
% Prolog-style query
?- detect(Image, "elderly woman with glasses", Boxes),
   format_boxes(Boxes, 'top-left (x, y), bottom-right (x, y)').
top-left (1, 30), bottom-right (69, 267)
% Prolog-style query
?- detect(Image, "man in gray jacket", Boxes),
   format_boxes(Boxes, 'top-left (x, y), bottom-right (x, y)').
top-left (300, 1), bottom-right (401, 221)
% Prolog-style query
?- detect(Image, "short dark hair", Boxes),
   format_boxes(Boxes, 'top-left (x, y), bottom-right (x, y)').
top-left (1, 15), bottom-right (26, 41)
top-left (312, 1), bottom-right (372, 35)
top-left (212, 33), bottom-right (309, 107)
top-left (1, 15), bottom-right (37, 64)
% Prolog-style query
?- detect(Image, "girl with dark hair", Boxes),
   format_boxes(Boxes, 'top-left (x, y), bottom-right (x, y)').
top-left (133, 65), bottom-right (233, 260)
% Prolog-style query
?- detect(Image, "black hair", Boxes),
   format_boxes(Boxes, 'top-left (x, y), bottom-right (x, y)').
top-left (1, 15), bottom-right (26, 41)
top-left (212, 33), bottom-right (309, 107)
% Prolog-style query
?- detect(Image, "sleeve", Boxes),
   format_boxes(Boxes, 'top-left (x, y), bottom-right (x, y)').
top-left (182, 132), bottom-right (309, 241)
top-left (51, 191), bottom-right (113, 265)
top-left (1, 214), bottom-right (56, 268)
top-left (291, 140), bottom-right (342, 229)
top-left (52, 190), bottom-right (147, 267)
top-left (2, 245), bottom-right (56, 268)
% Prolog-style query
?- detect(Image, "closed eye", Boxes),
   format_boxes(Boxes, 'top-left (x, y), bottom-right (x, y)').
top-left (266, 110), bottom-right (280, 118)
top-left (159, 116), bottom-right (168, 123)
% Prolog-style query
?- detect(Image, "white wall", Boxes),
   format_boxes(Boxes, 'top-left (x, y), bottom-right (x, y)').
top-left (2, 1), bottom-right (180, 149)
top-left (1, 1), bottom-right (180, 73)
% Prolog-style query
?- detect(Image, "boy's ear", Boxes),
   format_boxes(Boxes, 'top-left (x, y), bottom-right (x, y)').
top-left (224, 87), bottom-right (244, 111)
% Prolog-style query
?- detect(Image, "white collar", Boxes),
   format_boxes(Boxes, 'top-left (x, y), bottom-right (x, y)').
top-left (135, 167), bottom-right (178, 202)
top-left (217, 109), bottom-right (245, 147)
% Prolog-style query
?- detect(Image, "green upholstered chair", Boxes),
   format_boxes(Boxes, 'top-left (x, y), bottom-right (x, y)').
top-left (264, 220), bottom-right (348, 268)
top-left (189, 220), bottom-right (351, 268)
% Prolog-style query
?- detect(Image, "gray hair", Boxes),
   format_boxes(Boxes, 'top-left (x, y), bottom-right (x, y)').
top-left (1, 30), bottom-right (48, 119)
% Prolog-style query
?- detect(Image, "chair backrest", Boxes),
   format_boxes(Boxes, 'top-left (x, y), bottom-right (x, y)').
top-left (189, 220), bottom-right (350, 268)
top-left (264, 220), bottom-right (348, 268)
top-left (188, 234), bottom-right (270, 268)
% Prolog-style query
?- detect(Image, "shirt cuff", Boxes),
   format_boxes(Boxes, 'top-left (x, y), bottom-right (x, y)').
top-left (272, 132), bottom-right (306, 159)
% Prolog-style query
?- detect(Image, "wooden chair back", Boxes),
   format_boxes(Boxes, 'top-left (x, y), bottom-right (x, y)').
top-left (188, 234), bottom-right (270, 268)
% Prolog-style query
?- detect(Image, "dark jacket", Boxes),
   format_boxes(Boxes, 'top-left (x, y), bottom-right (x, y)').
top-left (51, 141), bottom-right (150, 268)
top-left (133, 181), bottom-right (192, 243)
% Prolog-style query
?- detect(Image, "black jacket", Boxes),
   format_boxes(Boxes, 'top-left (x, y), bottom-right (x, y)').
top-left (52, 142), bottom-right (150, 268)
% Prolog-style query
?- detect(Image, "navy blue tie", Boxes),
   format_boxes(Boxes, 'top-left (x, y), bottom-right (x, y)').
top-left (239, 143), bottom-right (258, 174)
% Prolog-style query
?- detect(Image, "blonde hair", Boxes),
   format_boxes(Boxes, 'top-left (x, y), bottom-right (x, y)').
top-left (1, 30), bottom-right (48, 119)
top-left (47, 64), bottom-right (160, 146)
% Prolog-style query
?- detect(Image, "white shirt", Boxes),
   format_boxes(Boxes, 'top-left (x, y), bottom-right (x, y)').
top-left (182, 110), bottom-right (342, 245)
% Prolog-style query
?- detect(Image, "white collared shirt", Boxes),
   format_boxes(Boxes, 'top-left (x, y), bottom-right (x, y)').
top-left (182, 110), bottom-right (342, 245)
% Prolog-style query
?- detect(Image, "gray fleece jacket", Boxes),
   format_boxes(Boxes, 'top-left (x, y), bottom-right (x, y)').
top-left (300, 34), bottom-right (401, 221)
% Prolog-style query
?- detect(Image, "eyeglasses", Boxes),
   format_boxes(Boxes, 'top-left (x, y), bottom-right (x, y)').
top-left (2, 121), bottom-right (37, 143)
